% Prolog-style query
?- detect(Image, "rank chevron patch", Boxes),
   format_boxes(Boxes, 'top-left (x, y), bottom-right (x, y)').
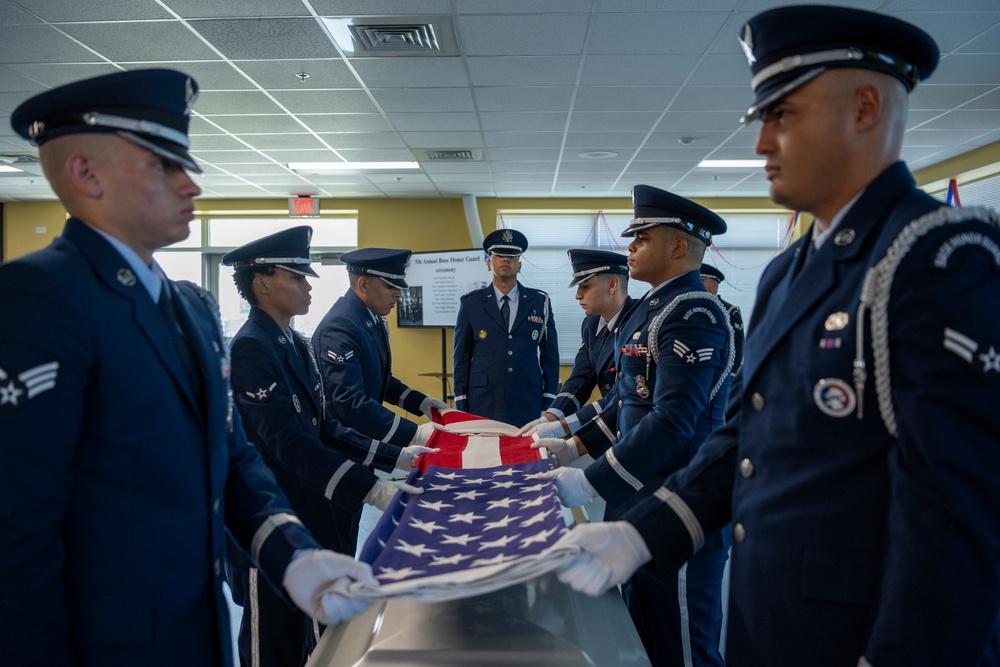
top-left (672, 340), bottom-right (713, 363)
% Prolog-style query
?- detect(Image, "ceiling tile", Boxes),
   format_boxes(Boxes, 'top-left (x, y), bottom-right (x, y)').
top-left (467, 56), bottom-right (580, 87)
top-left (370, 87), bottom-right (475, 113)
top-left (270, 89), bottom-right (379, 114)
top-left (479, 112), bottom-right (566, 131)
top-left (455, 14), bottom-right (590, 56)
top-left (473, 86), bottom-right (573, 112)
top-left (236, 59), bottom-right (360, 89)
top-left (298, 114), bottom-right (392, 132)
top-left (351, 57), bottom-right (469, 88)
top-left (16, 0), bottom-right (171, 21)
top-left (574, 86), bottom-right (681, 112)
top-left (191, 18), bottom-right (335, 60)
top-left (164, 0), bottom-right (311, 18)
top-left (581, 55), bottom-right (702, 86)
top-left (196, 90), bottom-right (285, 115)
top-left (203, 114), bottom-right (304, 134)
top-left (387, 112), bottom-right (480, 131)
top-left (59, 21), bottom-right (220, 62)
top-left (0, 24), bottom-right (103, 64)
top-left (588, 13), bottom-right (729, 55)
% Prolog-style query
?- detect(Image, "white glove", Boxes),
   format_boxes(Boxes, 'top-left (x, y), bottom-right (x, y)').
top-left (531, 436), bottom-right (580, 467)
top-left (537, 466), bottom-right (597, 507)
top-left (553, 522), bottom-right (652, 596)
top-left (523, 419), bottom-right (570, 439)
top-left (283, 549), bottom-right (377, 625)
top-left (516, 414), bottom-right (554, 435)
top-left (395, 444), bottom-right (439, 470)
top-left (407, 421), bottom-right (444, 448)
top-left (419, 396), bottom-right (449, 417)
top-left (362, 479), bottom-right (423, 511)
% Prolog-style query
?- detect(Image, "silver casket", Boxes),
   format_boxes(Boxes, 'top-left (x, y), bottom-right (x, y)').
top-left (307, 572), bottom-right (650, 666)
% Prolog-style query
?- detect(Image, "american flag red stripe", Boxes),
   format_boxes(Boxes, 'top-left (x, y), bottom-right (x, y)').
top-left (416, 409), bottom-right (543, 472)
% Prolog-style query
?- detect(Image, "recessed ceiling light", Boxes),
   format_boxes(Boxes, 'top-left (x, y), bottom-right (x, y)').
top-left (698, 159), bottom-right (766, 168)
top-left (288, 161), bottom-right (420, 174)
top-left (578, 151), bottom-right (618, 159)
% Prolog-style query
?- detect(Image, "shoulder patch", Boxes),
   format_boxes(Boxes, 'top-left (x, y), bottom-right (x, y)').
top-left (0, 361), bottom-right (59, 411)
top-left (245, 381), bottom-right (277, 402)
top-left (943, 328), bottom-right (1000, 376)
top-left (931, 229), bottom-right (1000, 272)
top-left (326, 349), bottom-right (354, 364)
top-left (681, 305), bottom-right (719, 324)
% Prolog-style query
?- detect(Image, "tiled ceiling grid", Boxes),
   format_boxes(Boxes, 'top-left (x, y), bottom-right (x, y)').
top-left (0, 0), bottom-right (997, 201)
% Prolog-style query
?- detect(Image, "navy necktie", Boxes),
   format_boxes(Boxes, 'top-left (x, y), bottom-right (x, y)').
top-left (500, 295), bottom-right (510, 330)
top-left (158, 283), bottom-right (202, 403)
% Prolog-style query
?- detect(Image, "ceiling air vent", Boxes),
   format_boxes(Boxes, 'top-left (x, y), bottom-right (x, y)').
top-left (350, 23), bottom-right (440, 52)
top-left (430, 150), bottom-right (475, 161)
top-left (323, 17), bottom-right (459, 57)
top-left (414, 149), bottom-right (484, 162)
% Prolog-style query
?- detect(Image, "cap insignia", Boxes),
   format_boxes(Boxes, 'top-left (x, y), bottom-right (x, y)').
top-left (184, 77), bottom-right (197, 115)
top-left (502, 229), bottom-right (513, 243)
top-left (739, 24), bottom-right (756, 65)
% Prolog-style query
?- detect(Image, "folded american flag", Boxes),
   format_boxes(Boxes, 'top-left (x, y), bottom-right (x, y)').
top-left (347, 410), bottom-right (581, 602)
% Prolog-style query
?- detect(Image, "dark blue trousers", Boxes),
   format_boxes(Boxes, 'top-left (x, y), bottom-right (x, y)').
top-left (623, 537), bottom-right (728, 667)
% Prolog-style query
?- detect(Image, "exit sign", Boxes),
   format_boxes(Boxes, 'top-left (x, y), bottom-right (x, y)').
top-left (289, 197), bottom-right (320, 217)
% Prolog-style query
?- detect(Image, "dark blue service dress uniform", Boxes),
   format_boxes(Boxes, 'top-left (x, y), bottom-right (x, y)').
top-left (547, 296), bottom-right (635, 419)
top-left (453, 283), bottom-right (560, 425)
top-left (577, 270), bottom-right (733, 667)
top-left (0, 219), bottom-right (320, 667)
top-left (312, 288), bottom-right (428, 461)
top-left (624, 163), bottom-right (1000, 667)
top-left (228, 306), bottom-right (381, 666)
top-left (718, 296), bottom-right (744, 377)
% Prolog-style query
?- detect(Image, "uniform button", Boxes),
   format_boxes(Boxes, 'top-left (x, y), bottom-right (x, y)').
top-left (616, 431), bottom-right (621, 439)
top-left (618, 400), bottom-right (623, 409)
top-left (214, 559), bottom-right (222, 576)
top-left (603, 385), bottom-right (610, 391)
top-left (739, 458), bottom-right (754, 478)
top-left (508, 350), bottom-right (513, 356)
top-left (617, 372), bottom-right (623, 381)
top-left (213, 498), bottom-right (220, 514)
top-left (508, 335), bottom-right (512, 340)
top-left (733, 523), bottom-right (746, 543)
top-left (751, 392), bottom-right (765, 411)
top-left (508, 367), bottom-right (513, 372)
top-left (312, 418), bottom-right (318, 426)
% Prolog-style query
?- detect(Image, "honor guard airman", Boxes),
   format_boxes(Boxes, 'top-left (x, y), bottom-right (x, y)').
top-left (519, 249), bottom-right (636, 448)
top-left (552, 7), bottom-right (1000, 667)
top-left (453, 228), bottom-right (560, 426)
top-left (223, 228), bottom-right (419, 667)
top-left (312, 248), bottom-right (445, 468)
top-left (700, 264), bottom-right (744, 377)
top-left (543, 185), bottom-right (735, 667)
top-left (0, 69), bottom-right (371, 667)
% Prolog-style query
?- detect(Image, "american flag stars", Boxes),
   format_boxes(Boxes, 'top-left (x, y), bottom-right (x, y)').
top-left (360, 459), bottom-right (568, 585)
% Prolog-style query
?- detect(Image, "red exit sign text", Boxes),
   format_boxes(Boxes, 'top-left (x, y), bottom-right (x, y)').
top-left (289, 197), bottom-right (320, 217)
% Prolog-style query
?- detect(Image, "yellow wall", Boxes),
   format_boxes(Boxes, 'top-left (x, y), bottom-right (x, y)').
top-left (0, 194), bottom-right (777, 414)
top-left (3, 200), bottom-right (67, 259)
top-left (4, 133), bottom-right (996, 413)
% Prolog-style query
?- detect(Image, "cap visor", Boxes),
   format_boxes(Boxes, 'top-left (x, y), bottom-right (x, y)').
top-left (741, 67), bottom-right (826, 124)
top-left (381, 277), bottom-right (408, 289)
top-left (278, 264), bottom-right (319, 278)
top-left (118, 130), bottom-right (202, 173)
top-left (620, 221), bottom-right (660, 237)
